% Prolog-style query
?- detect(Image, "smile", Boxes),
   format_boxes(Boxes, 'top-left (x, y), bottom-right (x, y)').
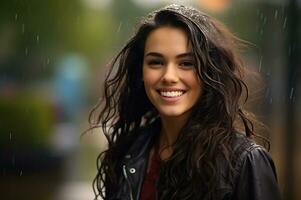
top-left (157, 89), bottom-right (186, 98)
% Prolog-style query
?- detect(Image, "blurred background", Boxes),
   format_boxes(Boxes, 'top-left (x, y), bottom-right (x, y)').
top-left (0, 0), bottom-right (299, 199)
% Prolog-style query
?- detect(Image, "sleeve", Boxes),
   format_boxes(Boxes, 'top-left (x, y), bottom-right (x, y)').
top-left (232, 146), bottom-right (282, 200)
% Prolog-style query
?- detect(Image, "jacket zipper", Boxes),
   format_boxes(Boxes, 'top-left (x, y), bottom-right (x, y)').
top-left (122, 165), bottom-right (134, 200)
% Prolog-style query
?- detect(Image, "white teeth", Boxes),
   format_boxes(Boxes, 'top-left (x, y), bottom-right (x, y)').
top-left (160, 91), bottom-right (184, 97)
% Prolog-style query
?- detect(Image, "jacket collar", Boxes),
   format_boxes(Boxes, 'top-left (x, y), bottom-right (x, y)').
top-left (123, 119), bottom-right (161, 164)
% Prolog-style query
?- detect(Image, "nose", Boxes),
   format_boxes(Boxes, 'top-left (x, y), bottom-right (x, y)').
top-left (162, 63), bottom-right (179, 84)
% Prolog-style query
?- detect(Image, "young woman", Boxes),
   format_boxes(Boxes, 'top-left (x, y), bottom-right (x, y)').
top-left (89, 4), bottom-right (281, 200)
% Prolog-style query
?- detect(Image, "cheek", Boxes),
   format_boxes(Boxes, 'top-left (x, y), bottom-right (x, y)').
top-left (183, 72), bottom-right (201, 87)
top-left (184, 73), bottom-right (203, 96)
top-left (142, 67), bottom-right (160, 87)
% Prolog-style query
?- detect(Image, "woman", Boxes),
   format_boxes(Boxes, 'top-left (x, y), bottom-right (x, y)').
top-left (89, 4), bottom-right (281, 200)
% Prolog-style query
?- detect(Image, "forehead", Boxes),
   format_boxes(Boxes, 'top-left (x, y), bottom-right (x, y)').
top-left (144, 26), bottom-right (191, 55)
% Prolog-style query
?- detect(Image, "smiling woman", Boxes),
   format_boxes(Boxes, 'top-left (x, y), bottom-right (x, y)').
top-left (89, 4), bottom-right (281, 200)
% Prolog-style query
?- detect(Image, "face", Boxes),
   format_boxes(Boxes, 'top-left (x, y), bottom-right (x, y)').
top-left (142, 26), bottom-right (203, 119)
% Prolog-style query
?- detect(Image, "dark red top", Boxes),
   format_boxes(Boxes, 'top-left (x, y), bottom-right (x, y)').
top-left (140, 142), bottom-right (161, 200)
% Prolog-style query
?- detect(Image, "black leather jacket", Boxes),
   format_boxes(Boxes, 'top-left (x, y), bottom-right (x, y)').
top-left (106, 121), bottom-right (282, 200)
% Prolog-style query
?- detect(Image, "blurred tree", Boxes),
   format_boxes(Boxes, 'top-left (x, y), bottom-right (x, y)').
top-left (0, 0), bottom-right (117, 84)
top-left (0, 0), bottom-right (83, 83)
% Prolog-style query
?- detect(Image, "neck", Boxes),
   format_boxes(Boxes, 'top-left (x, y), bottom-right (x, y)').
top-left (159, 113), bottom-right (190, 147)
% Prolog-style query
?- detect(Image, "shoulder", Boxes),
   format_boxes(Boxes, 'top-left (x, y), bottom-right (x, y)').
top-left (229, 133), bottom-right (282, 200)
top-left (229, 133), bottom-right (277, 182)
top-left (230, 133), bottom-right (273, 171)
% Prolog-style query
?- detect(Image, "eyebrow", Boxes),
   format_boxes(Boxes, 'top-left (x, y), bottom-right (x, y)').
top-left (144, 52), bottom-right (193, 58)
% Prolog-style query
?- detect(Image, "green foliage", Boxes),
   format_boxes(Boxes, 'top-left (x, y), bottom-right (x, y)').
top-left (0, 94), bottom-right (53, 149)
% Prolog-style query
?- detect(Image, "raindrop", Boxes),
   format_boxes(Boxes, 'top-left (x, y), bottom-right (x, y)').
top-left (9, 132), bottom-right (12, 140)
top-left (22, 23), bottom-right (25, 33)
top-left (15, 14), bottom-right (18, 21)
top-left (283, 17), bottom-right (287, 29)
top-left (274, 10), bottom-right (278, 20)
top-left (258, 56), bottom-right (263, 72)
top-left (263, 16), bottom-right (267, 26)
top-left (288, 46), bottom-right (292, 56)
top-left (256, 9), bottom-right (260, 16)
top-left (269, 97), bottom-right (273, 104)
top-left (19, 170), bottom-right (23, 176)
top-left (36, 35), bottom-right (40, 44)
top-left (25, 47), bottom-right (28, 56)
top-left (289, 88), bottom-right (294, 99)
top-left (47, 58), bottom-right (50, 65)
top-left (266, 68), bottom-right (271, 76)
top-left (265, 88), bottom-right (270, 98)
top-left (117, 22), bottom-right (122, 33)
top-left (256, 23), bottom-right (259, 33)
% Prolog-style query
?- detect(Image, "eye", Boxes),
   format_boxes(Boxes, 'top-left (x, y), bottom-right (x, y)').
top-left (146, 60), bottom-right (164, 68)
top-left (179, 61), bottom-right (195, 68)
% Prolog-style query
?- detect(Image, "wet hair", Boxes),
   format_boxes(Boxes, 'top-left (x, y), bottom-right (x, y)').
top-left (89, 4), bottom-right (267, 200)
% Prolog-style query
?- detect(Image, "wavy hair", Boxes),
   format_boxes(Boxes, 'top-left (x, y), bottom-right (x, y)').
top-left (89, 4), bottom-right (267, 200)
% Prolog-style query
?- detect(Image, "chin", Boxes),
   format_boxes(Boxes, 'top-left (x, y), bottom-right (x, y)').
top-left (158, 108), bottom-right (188, 118)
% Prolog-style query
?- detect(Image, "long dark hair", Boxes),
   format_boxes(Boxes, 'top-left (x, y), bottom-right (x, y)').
top-left (89, 4), bottom-right (267, 200)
